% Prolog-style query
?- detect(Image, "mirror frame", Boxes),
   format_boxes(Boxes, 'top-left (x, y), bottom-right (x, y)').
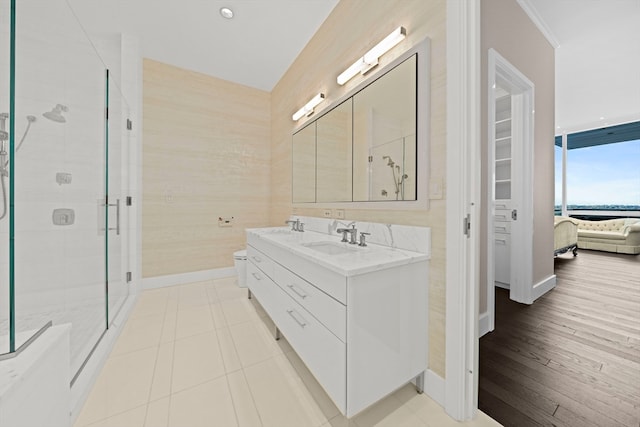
top-left (292, 37), bottom-right (430, 210)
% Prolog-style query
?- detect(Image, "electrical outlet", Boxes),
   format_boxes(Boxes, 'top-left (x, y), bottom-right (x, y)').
top-left (323, 209), bottom-right (332, 218)
top-left (429, 178), bottom-right (444, 199)
top-left (334, 209), bottom-right (345, 219)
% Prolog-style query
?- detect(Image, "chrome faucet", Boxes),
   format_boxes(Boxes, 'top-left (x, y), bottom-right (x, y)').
top-left (285, 218), bottom-right (304, 232)
top-left (337, 224), bottom-right (358, 244)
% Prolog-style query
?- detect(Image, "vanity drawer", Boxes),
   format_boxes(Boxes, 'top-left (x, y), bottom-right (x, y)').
top-left (273, 263), bottom-right (346, 342)
top-left (246, 261), bottom-right (275, 304)
top-left (247, 245), bottom-right (275, 280)
top-left (246, 261), bottom-right (346, 413)
top-left (269, 288), bottom-right (346, 414)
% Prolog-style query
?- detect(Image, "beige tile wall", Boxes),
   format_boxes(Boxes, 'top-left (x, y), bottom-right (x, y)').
top-left (142, 59), bottom-right (271, 278)
top-left (270, 0), bottom-right (447, 377)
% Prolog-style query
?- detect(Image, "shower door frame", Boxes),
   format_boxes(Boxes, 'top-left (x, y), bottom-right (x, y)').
top-left (1, 1), bottom-right (131, 378)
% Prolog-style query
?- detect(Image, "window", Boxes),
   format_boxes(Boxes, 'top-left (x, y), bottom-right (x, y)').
top-left (555, 121), bottom-right (640, 216)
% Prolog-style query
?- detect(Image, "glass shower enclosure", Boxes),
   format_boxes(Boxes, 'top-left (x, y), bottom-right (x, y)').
top-left (0, 0), bottom-right (131, 383)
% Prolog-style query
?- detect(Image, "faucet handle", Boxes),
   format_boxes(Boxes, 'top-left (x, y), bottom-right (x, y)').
top-left (358, 232), bottom-right (371, 247)
top-left (349, 227), bottom-right (359, 244)
top-left (336, 228), bottom-right (349, 242)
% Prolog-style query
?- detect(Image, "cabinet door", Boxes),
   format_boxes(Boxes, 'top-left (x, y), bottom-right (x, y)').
top-left (494, 233), bottom-right (510, 286)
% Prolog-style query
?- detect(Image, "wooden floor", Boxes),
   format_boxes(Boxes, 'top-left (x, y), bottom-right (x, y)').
top-left (479, 249), bottom-right (640, 427)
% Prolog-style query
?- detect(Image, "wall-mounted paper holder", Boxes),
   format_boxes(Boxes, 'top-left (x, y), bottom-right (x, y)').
top-left (218, 216), bottom-right (234, 227)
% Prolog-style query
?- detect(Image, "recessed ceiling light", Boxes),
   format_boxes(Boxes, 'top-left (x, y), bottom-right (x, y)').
top-left (220, 7), bottom-right (234, 19)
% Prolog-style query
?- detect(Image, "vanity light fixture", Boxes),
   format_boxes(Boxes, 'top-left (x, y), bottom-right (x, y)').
top-left (292, 93), bottom-right (325, 121)
top-left (337, 26), bottom-right (406, 85)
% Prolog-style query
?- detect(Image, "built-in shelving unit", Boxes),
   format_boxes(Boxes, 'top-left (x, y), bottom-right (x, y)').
top-left (494, 95), bottom-right (512, 200)
top-left (494, 93), bottom-right (512, 287)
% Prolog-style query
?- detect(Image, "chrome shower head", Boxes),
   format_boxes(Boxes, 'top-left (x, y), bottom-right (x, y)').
top-left (43, 104), bottom-right (68, 123)
top-left (382, 155), bottom-right (395, 167)
top-left (26, 115), bottom-right (36, 122)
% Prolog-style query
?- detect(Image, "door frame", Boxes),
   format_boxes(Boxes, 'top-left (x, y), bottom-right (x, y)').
top-left (444, 0), bottom-right (481, 420)
top-left (486, 49), bottom-right (535, 313)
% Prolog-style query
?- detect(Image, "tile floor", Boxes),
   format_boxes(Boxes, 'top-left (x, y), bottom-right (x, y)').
top-left (73, 277), bottom-right (501, 427)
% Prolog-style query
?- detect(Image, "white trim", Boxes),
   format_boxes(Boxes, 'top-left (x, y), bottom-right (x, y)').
top-left (532, 274), bottom-right (556, 302)
top-left (555, 113), bottom-right (640, 135)
top-left (487, 49), bottom-right (536, 305)
top-left (516, 0), bottom-right (561, 48)
top-left (486, 52), bottom-right (497, 336)
top-left (425, 369), bottom-right (446, 407)
top-left (478, 312), bottom-right (491, 338)
top-left (70, 294), bottom-right (138, 425)
top-left (445, 0), bottom-right (481, 421)
top-left (562, 132), bottom-right (568, 217)
top-left (142, 267), bottom-right (237, 290)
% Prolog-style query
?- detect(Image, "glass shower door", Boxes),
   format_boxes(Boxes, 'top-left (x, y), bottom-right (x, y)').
top-left (13, 0), bottom-right (108, 376)
top-left (106, 75), bottom-right (130, 325)
top-left (0, 0), bottom-right (131, 383)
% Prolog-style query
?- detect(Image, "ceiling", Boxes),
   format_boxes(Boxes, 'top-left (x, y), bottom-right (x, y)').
top-left (67, 0), bottom-right (639, 133)
top-left (67, 0), bottom-right (339, 92)
top-left (519, 0), bottom-right (640, 132)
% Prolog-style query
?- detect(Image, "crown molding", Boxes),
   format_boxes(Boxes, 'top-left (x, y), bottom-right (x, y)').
top-left (555, 113), bottom-right (640, 135)
top-left (516, 0), bottom-right (561, 48)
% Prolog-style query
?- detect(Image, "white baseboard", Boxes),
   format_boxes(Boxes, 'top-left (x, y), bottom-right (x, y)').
top-left (142, 267), bottom-right (236, 290)
top-left (425, 369), bottom-right (445, 407)
top-left (532, 274), bottom-right (556, 301)
top-left (478, 312), bottom-right (491, 337)
top-left (494, 281), bottom-right (510, 290)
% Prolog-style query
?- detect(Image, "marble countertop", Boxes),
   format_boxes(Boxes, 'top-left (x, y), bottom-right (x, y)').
top-left (247, 226), bottom-right (430, 276)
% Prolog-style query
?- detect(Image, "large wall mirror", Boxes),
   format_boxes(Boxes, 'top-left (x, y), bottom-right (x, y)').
top-left (292, 37), bottom-right (430, 208)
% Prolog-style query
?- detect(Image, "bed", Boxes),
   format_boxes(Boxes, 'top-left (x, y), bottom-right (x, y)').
top-left (554, 216), bottom-right (578, 256)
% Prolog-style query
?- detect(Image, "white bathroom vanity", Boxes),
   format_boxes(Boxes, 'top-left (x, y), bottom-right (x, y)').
top-left (246, 217), bottom-right (430, 417)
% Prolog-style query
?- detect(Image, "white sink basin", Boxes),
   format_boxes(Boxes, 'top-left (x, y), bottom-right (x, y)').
top-left (302, 241), bottom-right (356, 256)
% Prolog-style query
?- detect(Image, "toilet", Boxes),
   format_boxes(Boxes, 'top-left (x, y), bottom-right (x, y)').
top-left (233, 249), bottom-right (247, 287)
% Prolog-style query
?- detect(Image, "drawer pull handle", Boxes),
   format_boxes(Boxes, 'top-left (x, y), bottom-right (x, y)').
top-left (252, 256), bottom-right (262, 263)
top-left (496, 226), bottom-right (507, 231)
top-left (287, 284), bottom-right (308, 299)
top-left (251, 272), bottom-right (262, 280)
top-left (495, 239), bottom-right (507, 244)
top-left (496, 215), bottom-right (507, 220)
top-left (286, 309), bottom-right (307, 328)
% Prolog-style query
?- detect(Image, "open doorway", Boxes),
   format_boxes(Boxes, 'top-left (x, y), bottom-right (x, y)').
top-left (481, 49), bottom-right (554, 338)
